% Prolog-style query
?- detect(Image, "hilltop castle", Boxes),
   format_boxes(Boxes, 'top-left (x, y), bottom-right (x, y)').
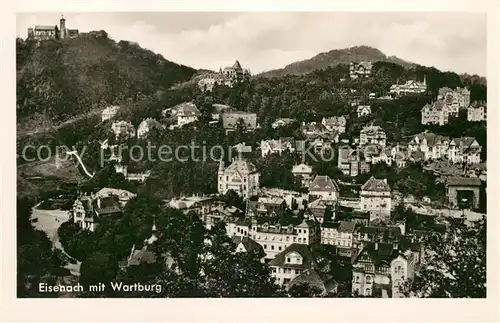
top-left (27, 15), bottom-right (79, 41)
top-left (198, 60), bottom-right (251, 91)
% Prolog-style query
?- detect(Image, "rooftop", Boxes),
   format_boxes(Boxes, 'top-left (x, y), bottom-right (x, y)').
top-left (309, 175), bottom-right (339, 192)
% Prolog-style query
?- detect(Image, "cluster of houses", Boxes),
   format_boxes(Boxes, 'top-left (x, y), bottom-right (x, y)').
top-left (421, 86), bottom-right (485, 125)
top-left (198, 60), bottom-right (251, 92)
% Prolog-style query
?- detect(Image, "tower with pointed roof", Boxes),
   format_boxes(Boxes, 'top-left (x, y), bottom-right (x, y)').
top-left (60, 15), bottom-right (66, 39)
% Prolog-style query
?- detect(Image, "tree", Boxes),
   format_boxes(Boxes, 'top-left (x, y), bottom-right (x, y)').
top-left (403, 216), bottom-right (486, 298)
top-left (288, 283), bottom-right (324, 297)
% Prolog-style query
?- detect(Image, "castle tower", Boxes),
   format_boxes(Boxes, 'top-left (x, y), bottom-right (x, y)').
top-left (60, 15), bottom-right (66, 39)
top-left (423, 74), bottom-right (427, 86)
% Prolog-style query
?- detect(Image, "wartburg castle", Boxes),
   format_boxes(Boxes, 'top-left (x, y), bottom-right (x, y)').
top-left (27, 15), bottom-right (79, 41)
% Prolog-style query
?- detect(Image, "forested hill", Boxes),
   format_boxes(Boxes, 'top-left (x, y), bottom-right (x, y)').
top-left (256, 46), bottom-right (418, 78)
top-left (16, 31), bottom-right (197, 125)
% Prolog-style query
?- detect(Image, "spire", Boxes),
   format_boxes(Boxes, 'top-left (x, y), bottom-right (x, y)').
top-left (423, 74), bottom-right (427, 85)
top-left (219, 158), bottom-right (225, 171)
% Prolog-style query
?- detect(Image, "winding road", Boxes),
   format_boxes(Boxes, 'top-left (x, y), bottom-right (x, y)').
top-left (66, 150), bottom-right (95, 178)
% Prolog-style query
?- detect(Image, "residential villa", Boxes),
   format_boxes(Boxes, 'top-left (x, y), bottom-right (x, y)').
top-left (272, 118), bottom-right (296, 129)
top-left (389, 77), bottom-right (427, 96)
top-left (321, 116), bottom-right (347, 134)
top-left (269, 244), bottom-right (329, 287)
top-left (217, 157), bottom-right (260, 199)
top-left (357, 105), bottom-right (372, 118)
top-left (352, 242), bottom-right (416, 298)
top-left (137, 118), bottom-right (163, 139)
top-left (349, 61), bottom-right (373, 79)
top-left (408, 132), bottom-right (450, 161)
top-left (173, 102), bottom-right (201, 127)
top-left (232, 236), bottom-right (265, 261)
top-left (359, 125), bottom-right (387, 147)
top-left (467, 101), bottom-right (487, 122)
top-left (260, 138), bottom-right (295, 158)
top-left (360, 177), bottom-right (392, 221)
top-left (438, 87), bottom-right (471, 110)
top-left (308, 175), bottom-right (340, 202)
top-left (221, 111), bottom-right (258, 133)
top-left (338, 145), bottom-right (370, 177)
top-left (101, 105), bottom-right (120, 122)
top-left (72, 188), bottom-right (136, 232)
top-left (448, 137), bottom-right (482, 164)
top-left (306, 198), bottom-right (338, 224)
top-left (291, 163), bottom-right (314, 188)
top-left (111, 120), bottom-right (136, 140)
top-left (421, 100), bottom-right (449, 126)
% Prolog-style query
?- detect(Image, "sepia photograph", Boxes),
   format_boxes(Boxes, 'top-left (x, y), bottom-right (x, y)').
top-left (14, 9), bottom-right (489, 303)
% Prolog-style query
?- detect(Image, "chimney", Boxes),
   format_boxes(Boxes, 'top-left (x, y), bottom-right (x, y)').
top-left (374, 242), bottom-right (379, 250)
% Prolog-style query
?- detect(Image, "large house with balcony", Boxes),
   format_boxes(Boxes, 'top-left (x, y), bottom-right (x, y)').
top-left (217, 157), bottom-right (260, 199)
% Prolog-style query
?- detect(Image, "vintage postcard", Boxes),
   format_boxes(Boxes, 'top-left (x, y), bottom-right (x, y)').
top-left (2, 1), bottom-right (499, 322)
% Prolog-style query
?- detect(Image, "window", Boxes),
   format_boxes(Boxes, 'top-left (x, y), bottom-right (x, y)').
top-left (264, 245), bottom-right (267, 249)
top-left (287, 257), bottom-right (291, 263)
top-left (295, 269), bottom-right (301, 275)
top-left (278, 246), bottom-right (282, 251)
top-left (272, 268), bottom-right (276, 273)
top-left (271, 245), bottom-right (275, 250)
top-left (356, 276), bottom-right (360, 283)
top-left (366, 288), bottom-right (371, 295)
top-left (283, 278), bottom-right (291, 284)
top-left (366, 276), bottom-right (371, 283)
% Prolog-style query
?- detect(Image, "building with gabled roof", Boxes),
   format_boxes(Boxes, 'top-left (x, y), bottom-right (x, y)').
top-left (352, 242), bottom-right (416, 298)
top-left (359, 125), bottom-right (386, 147)
top-left (357, 105), bottom-right (372, 118)
top-left (360, 177), bottom-right (392, 221)
top-left (408, 131), bottom-right (450, 161)
top-left (389, 77), bottom-right (427, 96)
top-left (232, 236), bottom-right (264, 259)
top-left (467, 101), bottom-right (486, 122)
top-left (269, 243), bottom-right (328, 287)
top-left (421, 100), bottom-right (449, 125)
top-left (309, 175), bottom-right (340, 202)
top-left (272, 118), bottom-right (296, 129)
top-left (291, 163), bottom-right (314, 188)
top-left (218, 157), bottom-right (260, 199)
top-left (448, 136), bottom-right (482, 164)
top-left (321, 116), bottom-right (347, 134)
top-left (288, 268), bottom-right (338, 295)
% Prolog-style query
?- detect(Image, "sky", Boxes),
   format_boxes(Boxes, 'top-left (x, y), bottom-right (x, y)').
top-left (16, 12), bottom-right (487, 76)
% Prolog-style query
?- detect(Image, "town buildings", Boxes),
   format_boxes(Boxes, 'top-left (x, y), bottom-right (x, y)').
top-left (408, 132), bottom-right (450, 161)
top-left (217, 157), bottom-right (260, 199)
top-left (437, 87), bottom-right (470, 117)
top-left (349, 61), bottom-right (373, 79)
top-left (338, 145), bottom-right (370, 177)
top-left (359, 125), bottom-right (387, 147)
top-left (445, 176), bottom-right (481, 209)
top-left (421, 100), bottom-right (449, 126)
top-left (467, 101), bottom-right (487, 122)
top-left (101, 105), bottom-right (120, 122)
top-left (360, 177), bottom-right (392, 221)
top-left (448, 137), bottom-right (482, 164)
top-left (27, 16), bottom-right (79, 41)
top-left (291, 163), bottom-right (314, 188)
top-left (260, 138), bottom-right (295, 158)
top-left (389, 78), bottom-right (427, 96)
top-left (357, 105), bottom-right (372, 118)
top-left (72, 188), bottom-right (136, 232)
top-left (321, 116), bottom-right (347, 134)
